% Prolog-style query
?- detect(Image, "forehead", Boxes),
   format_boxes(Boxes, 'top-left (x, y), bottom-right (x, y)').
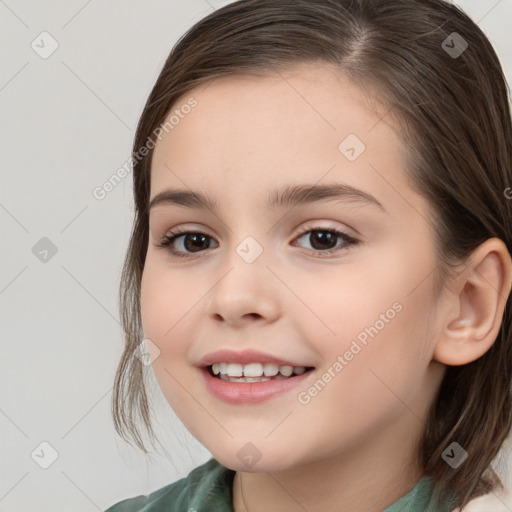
top-left (149, 63), bottom-right (409, 210)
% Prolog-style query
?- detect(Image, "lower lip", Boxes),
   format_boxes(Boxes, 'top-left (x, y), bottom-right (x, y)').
top-left (200, 367), bottom-right (314, 404)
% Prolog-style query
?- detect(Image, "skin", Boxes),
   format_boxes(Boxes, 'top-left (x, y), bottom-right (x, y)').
top-left (140, 63), bottom-right (512, 512)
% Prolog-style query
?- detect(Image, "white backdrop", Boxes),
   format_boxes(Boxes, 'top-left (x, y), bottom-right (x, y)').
top-left (1, 1), bottom-right (511, 511)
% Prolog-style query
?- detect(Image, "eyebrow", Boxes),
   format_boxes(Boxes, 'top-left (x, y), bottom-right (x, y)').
top-left (148, 183), bottom-right (385, 213)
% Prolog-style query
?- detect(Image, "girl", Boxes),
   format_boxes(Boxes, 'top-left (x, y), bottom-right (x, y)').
top-left (106, 0), bottom-right (512, 510)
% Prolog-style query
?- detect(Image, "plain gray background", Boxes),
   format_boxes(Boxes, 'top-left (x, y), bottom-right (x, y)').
top-left (1, 1), bottom-right (511, 510)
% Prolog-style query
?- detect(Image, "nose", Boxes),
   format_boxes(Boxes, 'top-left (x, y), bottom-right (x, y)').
top-left (205, 255), bottom-right (282, 328)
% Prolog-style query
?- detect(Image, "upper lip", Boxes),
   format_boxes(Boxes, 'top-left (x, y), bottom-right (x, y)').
top-left (197, 348), bottom-right (313, 368)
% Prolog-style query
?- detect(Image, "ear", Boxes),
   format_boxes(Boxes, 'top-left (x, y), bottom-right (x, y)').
top-left (432, 238), bottom-right (512, 366)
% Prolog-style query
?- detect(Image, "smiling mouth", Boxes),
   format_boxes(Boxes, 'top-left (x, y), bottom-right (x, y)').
top-left (207, 363), bottom-right (315, 383)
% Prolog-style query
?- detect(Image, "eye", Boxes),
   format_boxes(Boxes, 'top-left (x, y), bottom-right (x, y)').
top-left (155, 225), bottom-right (359, 259)
top-left (292, 225), bottom-right (359, 257)
top-left (156, 228), bottom-right (218, 258)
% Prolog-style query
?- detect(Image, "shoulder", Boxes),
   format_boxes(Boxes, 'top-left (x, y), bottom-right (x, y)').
top-left (104, 457), bottom-right (235, 512)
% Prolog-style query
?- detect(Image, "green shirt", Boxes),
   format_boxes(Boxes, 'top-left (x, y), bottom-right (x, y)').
top-left (104, 457), bottom-right (457, 512)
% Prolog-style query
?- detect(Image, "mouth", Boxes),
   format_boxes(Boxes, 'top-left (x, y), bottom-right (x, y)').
top-left (206, 362), bottom-right (315, 383)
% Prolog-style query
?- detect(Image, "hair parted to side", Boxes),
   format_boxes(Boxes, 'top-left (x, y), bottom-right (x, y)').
top-left (112, 0), bottom-right (512, 508)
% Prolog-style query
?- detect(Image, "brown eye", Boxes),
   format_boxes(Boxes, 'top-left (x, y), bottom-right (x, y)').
top-left (157, 230), bottom-right (218, 258)
top-left (293, 227), bottom-right (358, 256)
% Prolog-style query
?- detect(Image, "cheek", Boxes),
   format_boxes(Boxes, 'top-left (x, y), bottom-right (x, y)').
top-left (140, 260), bottom-right (198, 360)
top-left (287, 258), bottom-right (404, 358)
top-left (140, 265), bottom-right (168, 342)
top-left (139, 256), bottom-right (219, 408)
top-left (294, 305), bottom-right (431, 455)
top-left (140, 262), bottom-right (199, 415)
top-left (297, 251), bottom-right (436, 410)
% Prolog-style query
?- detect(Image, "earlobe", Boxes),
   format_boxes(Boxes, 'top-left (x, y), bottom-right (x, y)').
top-left (432, 238), bottom-right (512, 366)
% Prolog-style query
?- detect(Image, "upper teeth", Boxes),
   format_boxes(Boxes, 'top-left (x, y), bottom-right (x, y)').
top-left (212, 362), bottom-right (306, 377)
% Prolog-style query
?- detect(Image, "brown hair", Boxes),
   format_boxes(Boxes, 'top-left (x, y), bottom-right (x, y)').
top-left (112, 0), bottom-right (512, 508)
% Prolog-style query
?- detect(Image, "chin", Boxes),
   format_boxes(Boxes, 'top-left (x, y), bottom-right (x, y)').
top-left (207, 442), bottom-right (304, 473)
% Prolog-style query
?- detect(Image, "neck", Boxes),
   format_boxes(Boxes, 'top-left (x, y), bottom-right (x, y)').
top-left (232, 414), bottom-right (424, 512)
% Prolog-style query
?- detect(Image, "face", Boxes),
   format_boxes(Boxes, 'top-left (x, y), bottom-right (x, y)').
top-left (140, 63), bottom-right (447, 472)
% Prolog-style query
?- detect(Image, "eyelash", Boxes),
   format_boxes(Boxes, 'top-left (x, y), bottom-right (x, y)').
top-left (156, 224), bottom-right (359, 259)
